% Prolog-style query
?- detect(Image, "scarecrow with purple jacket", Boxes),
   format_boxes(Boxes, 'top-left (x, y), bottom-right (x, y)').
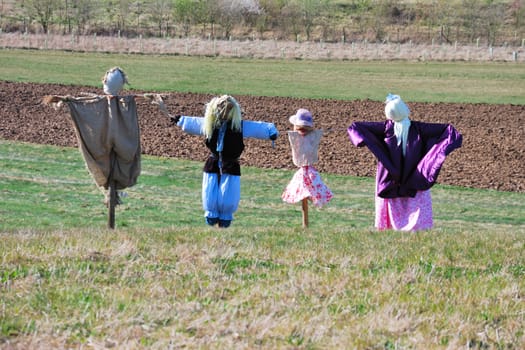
top-left (347, 94), bottom-right (462, 231)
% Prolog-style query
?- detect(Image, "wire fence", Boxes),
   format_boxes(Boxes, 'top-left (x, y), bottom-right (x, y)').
top-left (1, 32), bottom-right (524, 62)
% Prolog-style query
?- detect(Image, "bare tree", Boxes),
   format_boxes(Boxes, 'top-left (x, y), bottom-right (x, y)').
top-left (282, 0), bottom-right (329, 41)
top-left (64, 0), bottom-right (100, 34)
top-left (461, 0), bottom-right (483, 43)
top-left (281, 1), bottom-right (301, 41)
top-left (480, 0), bottom-right (505, 46)
top-left (254, 0), bottom-right (283, 38)
top-left (214, 0), bottom-right (261, 38)
top-left (147, 0), bottom-right (173, 37)
top-left (130, 0), bottom-right (145, 34)
top-left (174, 0), bottom-right (206, 36)
top-left (17, 0), bottom-right (60, 33)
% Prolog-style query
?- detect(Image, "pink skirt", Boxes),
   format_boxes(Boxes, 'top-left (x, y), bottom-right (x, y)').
top-left (282, 166), bottom-right (333, 207)
top-left (375, 190), bottom-right (433, 231)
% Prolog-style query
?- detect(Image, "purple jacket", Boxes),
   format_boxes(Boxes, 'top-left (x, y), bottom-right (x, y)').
top-left (348, 120), bottom-right (462, 198)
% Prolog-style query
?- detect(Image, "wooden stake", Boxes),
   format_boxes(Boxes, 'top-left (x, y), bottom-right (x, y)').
top-left (108, 179), bottom-right (116, 229)
top-left (302, 198), bottom-right (309, 228)
top-left (108, 150), bottom-right (117, 230)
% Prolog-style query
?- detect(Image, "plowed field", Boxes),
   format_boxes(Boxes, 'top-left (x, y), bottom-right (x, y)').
top-left (1, 81), bottom-right (524, 193)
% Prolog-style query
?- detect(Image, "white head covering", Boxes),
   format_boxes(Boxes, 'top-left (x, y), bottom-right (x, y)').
top-left (102, 67), bottom-right (128, 95)
top-left (385, 93), bottom-right (411, 155)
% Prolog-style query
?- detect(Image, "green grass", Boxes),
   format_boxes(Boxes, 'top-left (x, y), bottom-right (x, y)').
top-left (1, 140), bottom-right (524, 348)
top-left (1, 48), bottom-right (524, 104)
top-left (2, 140), bottom-right (523, 232)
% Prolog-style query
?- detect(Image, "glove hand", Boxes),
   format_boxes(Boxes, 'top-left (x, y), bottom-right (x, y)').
top-left (269, 133), bottom-right (278, 141)
top-left (170, 115), bottom-right (181, 125)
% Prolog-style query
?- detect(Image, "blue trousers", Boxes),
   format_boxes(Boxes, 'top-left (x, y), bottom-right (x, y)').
top-left (202, 172), bottom-right (241, 221)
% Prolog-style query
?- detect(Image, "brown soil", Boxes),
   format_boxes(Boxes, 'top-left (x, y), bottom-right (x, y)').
top-left (1, 81), bottom-right (524, 193)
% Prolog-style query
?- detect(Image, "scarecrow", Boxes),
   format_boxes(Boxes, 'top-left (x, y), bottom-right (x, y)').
top-left (157, 94), bottom-right (278, 228)
top-left (43, 67), bottom-right (162, 228)
top-left (281, 108), bottom-right (333, 228)
top-left (347, 93), bottom-right (462, 231)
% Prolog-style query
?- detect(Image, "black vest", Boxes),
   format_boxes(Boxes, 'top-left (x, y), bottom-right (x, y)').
top-left (203, 121), bottom-right (245, 175)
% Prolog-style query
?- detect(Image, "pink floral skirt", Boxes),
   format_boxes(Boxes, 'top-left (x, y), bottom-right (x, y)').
top-left (375, 189), bottom-right (433, 231)
top-left (282, 166), bottom-right (333, 207)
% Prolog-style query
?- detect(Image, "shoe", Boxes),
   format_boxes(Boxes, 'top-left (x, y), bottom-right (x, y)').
top-left (206, 217), bottom-right (219, 226)
top-left (218, 219), bottom-right (231, 228)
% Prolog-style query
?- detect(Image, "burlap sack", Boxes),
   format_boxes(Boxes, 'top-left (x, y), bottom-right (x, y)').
top-left (67, 95), bottom-right (141, 190)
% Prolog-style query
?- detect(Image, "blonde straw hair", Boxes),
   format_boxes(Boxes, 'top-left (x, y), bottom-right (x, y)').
top-left (203, 95), bottom-right (242, 140)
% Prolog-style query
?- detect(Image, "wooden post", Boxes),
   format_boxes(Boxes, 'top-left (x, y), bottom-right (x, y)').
top-left (108, 178), bottom-right (116, 229)
top-left (108, 150), bottom-right (116, 230)
top-left (301, 198), bottom-right (309, 228)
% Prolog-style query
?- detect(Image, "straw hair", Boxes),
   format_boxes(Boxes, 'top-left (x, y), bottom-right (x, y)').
top-left (203, 95), bottom-right (242, 140)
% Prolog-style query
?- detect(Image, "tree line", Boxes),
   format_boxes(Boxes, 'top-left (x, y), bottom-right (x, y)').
top-left (1, 0), bottom-right (524, 46)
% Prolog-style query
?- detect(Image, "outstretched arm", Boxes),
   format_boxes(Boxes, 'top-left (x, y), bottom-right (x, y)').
top-left (406, 123), bottom-right (462, 190)
top-left (242, 120), bottom-right (279, 140)
top-left (144, 94), bottom-right (205, 136)
top-left (42, 94), bottom-right (103, 110)
top-left (348, 121), bottom-right (400, 180)
top-left (176, 116), bottom-right (205, 136)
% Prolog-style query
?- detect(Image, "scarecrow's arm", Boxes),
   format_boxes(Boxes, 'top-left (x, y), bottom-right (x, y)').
top-left (143, 94), bottom-right (204, 135)
top-left (42, 94), bottom-right (102, 110)
top-left (42, 95), bottom-right (98, 104)
top-left (175, 116), bottom-right (205, 136)
top-left (242, 121), bottom-right (279, 140)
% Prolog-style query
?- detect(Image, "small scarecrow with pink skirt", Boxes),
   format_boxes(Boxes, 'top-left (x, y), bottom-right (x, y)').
top-left (282, 109), bottom-right (333, 228)
top-left (347, 94), bottom-right (462, 231)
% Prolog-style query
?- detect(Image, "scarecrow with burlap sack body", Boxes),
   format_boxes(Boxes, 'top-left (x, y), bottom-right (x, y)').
top-left (44, 67), bottom-right (162, 227)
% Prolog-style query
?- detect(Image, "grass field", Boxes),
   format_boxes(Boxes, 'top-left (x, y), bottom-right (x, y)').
top-left (1, 49), bottom-right (524, 348)
top-left (1, 140), bottom-right (524, 348)
top-left (0, 48), bottom-right (524, 104)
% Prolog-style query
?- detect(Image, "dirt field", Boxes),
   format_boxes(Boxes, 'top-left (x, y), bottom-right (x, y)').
top-left (1, 81), bottom-right (524, 193)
